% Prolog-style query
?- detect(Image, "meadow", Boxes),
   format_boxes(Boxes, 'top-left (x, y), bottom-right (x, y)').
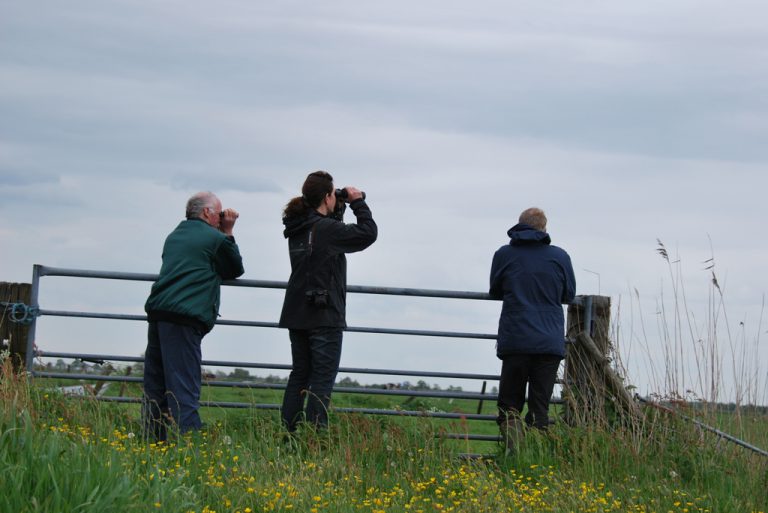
top-left (2, 355), bottom-right (766, 513)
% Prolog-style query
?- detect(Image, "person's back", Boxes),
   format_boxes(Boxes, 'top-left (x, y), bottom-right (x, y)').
top-left (491, 224), bottom-right (575, 357)
top-left (147, 217), bottom-right (244, 332)
top-left (279, 203), bottom-right (375, 330)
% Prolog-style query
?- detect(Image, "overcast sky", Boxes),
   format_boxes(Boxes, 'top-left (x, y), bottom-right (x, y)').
top-left (1, 0), bottom-right (766, 404)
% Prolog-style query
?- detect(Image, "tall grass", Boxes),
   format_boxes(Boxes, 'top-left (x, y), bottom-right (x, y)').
top-left (615, 242), bottom-right (766, 430)
top-left (2, 353), bottom-right (767, 513)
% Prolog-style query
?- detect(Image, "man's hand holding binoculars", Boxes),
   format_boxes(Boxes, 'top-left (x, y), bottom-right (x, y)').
top-left (219, 208), bottom-right (239, 236)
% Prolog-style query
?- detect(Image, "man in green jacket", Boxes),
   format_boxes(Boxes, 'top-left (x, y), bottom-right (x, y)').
top-left (143, 191), bottom-right (244, 440)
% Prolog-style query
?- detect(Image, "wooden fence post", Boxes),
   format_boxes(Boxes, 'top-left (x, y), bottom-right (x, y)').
top-left (563, 295), bottom-right (639, 426)
top-left (1, 282), bottom-right (32, 373)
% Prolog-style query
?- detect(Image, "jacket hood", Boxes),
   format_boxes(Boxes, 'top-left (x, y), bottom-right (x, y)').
top-left (283, 210), bottom-right (323, 238)
top-left (507, 223), bottom-right (551, 246)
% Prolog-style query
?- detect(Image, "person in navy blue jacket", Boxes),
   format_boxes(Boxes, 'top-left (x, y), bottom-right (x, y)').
top-left (490, 207), bottom-right (575, 450)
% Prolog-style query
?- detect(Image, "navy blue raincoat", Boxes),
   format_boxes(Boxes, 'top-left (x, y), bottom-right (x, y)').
top-left (489, 223), bottom-right (576, 358)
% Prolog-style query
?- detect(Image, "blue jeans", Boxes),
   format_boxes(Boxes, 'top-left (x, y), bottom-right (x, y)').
top-left (497, 353), bottom-right (562, 430)
top-left (142, 321), bottom-right (204, 440)
top-left (281, 327), bottom-right (343, 431)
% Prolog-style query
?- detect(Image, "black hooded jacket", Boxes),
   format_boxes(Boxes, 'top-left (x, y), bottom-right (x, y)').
top-left (278, 199), bottom-right (377, 330)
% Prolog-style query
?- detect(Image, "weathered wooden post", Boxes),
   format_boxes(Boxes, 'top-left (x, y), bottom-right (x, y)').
top-left (563, 295), bottom-right (610, 425)
top-left (0, 282), bottom-right (32, 373)
top-left (563, 295), bottom-right (639, 426)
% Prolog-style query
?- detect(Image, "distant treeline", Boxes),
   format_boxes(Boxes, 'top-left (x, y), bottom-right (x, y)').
top-left (682, 400), bottom-right (768, 415)
top-left (211, 367), bottom-right (468, 392)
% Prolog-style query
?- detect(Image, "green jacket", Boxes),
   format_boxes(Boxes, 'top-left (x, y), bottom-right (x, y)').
top-left (145, 218), bottom-right (244, 333)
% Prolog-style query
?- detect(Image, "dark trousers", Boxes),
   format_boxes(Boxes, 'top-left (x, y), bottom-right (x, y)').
top-left (497, 353), bottom-right (562, 430)
top-left (142, 321), bottom-right (204, 440)
top-left (280, 327), bottom-right (343, 432)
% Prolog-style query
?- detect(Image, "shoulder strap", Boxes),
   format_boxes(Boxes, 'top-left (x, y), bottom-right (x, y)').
top-left (307, 223), bottom-right (318, 257)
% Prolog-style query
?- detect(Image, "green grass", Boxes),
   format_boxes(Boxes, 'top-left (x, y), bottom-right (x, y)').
top-left (3, 357), bottom-right (767, 513)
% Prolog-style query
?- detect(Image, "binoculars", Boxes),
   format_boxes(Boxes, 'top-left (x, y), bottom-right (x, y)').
top-left (335, 188), bottom-right (366, 202)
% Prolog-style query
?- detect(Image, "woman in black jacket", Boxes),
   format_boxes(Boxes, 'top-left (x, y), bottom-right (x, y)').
top-left (278, 170), bottom-right (377, 432)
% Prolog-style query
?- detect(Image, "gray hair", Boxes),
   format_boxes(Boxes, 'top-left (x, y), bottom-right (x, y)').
top-left (519, 207), bottom-right (547, 232)
top-left (186, 191), bottom-right (218, 219)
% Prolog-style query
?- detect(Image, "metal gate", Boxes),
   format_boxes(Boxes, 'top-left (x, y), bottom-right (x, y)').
top-left (22, 264), bottom-right (567, 446)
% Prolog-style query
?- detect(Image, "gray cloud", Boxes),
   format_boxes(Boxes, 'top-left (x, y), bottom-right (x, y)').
top-left (0, 168), bottom-right (59, 187)
top-left (4, 0), bottom-right (768, 170)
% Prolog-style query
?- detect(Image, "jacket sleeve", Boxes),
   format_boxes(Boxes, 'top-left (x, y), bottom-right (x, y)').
top-left (560, 252), bottom-right (576, 304)
top-left (215, 235), bottom-right (245, 280)
top-left (489, 249), bottom-right (504, 300)
top-left (327, 199), bottom-right (378, 253)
